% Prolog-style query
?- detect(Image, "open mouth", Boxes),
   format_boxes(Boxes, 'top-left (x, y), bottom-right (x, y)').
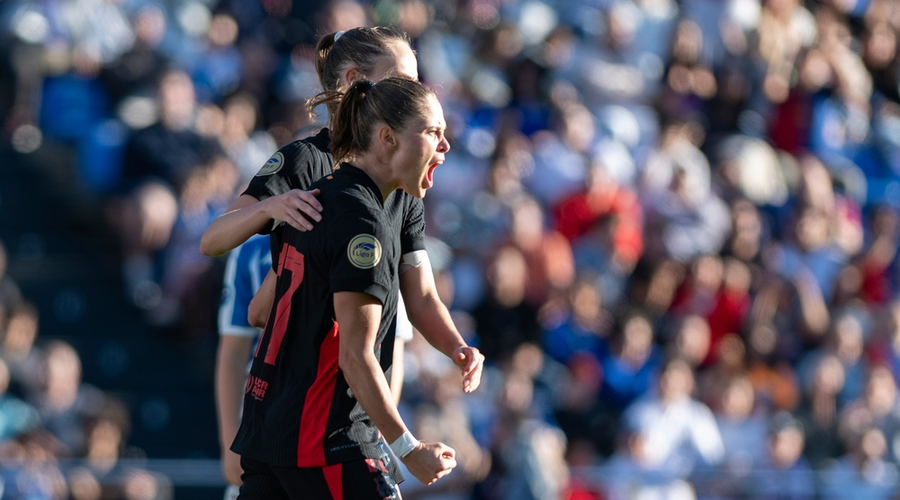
top-left (425, 162), bottom-right (440, 188)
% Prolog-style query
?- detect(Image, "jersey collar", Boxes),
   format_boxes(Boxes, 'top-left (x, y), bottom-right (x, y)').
top-left (337, 162), bottom-right (394, 207)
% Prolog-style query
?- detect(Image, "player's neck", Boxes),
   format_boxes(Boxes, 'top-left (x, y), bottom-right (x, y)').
top-left (351, 154), bottom-right (398, 201)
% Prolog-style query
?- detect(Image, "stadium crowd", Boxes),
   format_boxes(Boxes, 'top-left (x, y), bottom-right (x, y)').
top-left (3, 0), bottom-right (900, 498)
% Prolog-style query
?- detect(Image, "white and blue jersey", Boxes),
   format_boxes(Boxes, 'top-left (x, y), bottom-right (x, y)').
top-left (218, 234), bottom-right (272, 365)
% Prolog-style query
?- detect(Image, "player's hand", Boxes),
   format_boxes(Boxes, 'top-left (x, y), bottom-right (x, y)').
top-left (399, 441), bottom-right (457, 485)
top-left (453, 346), bottom-right (484, 393)
top-left (262, 189), bottom-right (323, 231)
top-left (222, 449), bottom-right (243, 486)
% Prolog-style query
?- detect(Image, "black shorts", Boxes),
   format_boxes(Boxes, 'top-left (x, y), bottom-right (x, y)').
top-left (238, 455), bottom-right (401, 500)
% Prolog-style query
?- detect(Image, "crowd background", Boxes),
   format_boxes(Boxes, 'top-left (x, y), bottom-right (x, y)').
top-left (2, 0), bottom-right (900, 498)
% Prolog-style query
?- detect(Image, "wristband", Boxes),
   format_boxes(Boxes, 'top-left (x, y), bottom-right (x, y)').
top-left (390, 431), bottom-right (419, 458)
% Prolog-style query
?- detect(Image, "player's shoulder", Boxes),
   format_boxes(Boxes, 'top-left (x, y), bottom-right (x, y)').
top-left (259, 129), bottom-right (332, 176)
top-left (315, 172), bottom-right (376, 210)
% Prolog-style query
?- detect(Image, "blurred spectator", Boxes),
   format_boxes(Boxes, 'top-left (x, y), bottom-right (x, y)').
top-left (153, 155), bottom-right (239, 331)
top-left (217, 92), bottom-right (277, 186)
top-left (798, 311), bottom-right (870, 407)
top-left (503, 194), bottom-right (575, 308)
top-left (541, 277), bottom-right (611, 367)
top-left (857, 205), bottom-right (900, 305)
top-left (2, 300), bottom-right (43, 394)
top-left (745, 323), bottom-right (802, 413)
top-left (0, 357), bottom-right (39, 441)
top-left (621, 356), bottom-right (725, 474)
top-left (480, 368), bottom-right (569, 500)
top-left (873, 300), bottom-right (900, 386)
top-left (668, 314), bottom-right (712, 370)
top-left (640, 120), bottom-right (731, 263)
top-left (403, 364), bottom-right (492, 500)
top-left (820, 426), bottom-right (899, 499)
top-left (601, 424), bottom-right (698, 500)
top-left (671, 256), bottom-right (752, 365)
top-left (27, 341), bottom-right (104, 457)
top-left (83, 396), bottom-right (135, 474)
top-left (724, 198), bottom-right (766, 264)
top-left (838, 364), bottom-right (900, 465)
top-left (702, 373), bottom-right (768, 498)
top-left (110, 68), bottom-right (223, 311)
top-left (472, 246), bottom-right (542, 364)
top-left (796, 353), bottom-right (846, 469)
top-left (658, 18), bottom-right (718, 120)
top-left (0, 430), bottom-right (68, 500)
top-left (552, 351), bottom-right (618, 459)
top-left (99, 4), bottom-right (169, 108)
top-left (697, 333), bottom-right (749, 407)
top-left (553, 142), bottom-right (643, 305)
top-left (191, 13), bottom-right (243, 103)
top-left (600, 309), bottom-right (664, 410)
top-left (743, 411), bottom-right (817, 500)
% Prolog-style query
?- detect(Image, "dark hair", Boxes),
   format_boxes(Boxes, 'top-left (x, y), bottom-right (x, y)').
top-left (328, 77), bottom-right (435, 165)
top-left (309, 26), bottom-right (413, 117)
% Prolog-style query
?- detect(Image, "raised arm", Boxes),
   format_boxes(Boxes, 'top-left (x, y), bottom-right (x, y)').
top-left (200, 190), bottom-right (323, 257)
top-left (334, 291), bottom-right (457, 485)
top-left (398, 252), bottom-right (483, 393)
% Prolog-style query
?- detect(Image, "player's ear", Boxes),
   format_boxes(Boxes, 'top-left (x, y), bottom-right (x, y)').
top-left (343, 67), bottom-right (362, 87)
top-left (377, 125), bottom-right (397, 149)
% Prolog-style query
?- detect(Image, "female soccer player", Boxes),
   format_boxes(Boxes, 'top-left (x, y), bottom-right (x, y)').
top-left (232, 77), bottom-right (480, 499)
top-left (206, 27), bottom-right (478, 493)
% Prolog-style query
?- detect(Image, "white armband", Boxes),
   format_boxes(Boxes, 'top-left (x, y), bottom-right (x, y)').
top-left (399, 250), bottom-right (429, 274)
top-left (390, 431), bottom-right (420, 458)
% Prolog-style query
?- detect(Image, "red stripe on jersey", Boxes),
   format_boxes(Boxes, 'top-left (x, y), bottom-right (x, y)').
top-left (265, 244), bottom-right (305, 365)
top-left (297, 321), bottom-right (340, 466)
top-left (323, 462), bottom-right (343, 500)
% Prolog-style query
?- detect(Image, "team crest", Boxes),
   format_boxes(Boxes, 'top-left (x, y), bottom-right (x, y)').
top-left (257, 152), bottom-right (284, 176)
top-left (347, 234), bottom-right (382, 269)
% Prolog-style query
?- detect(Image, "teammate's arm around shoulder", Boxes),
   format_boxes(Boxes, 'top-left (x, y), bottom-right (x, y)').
top-left (333, 291), bottom-right (457, 485)
top-left (200, 190), bottom-right (324, 257)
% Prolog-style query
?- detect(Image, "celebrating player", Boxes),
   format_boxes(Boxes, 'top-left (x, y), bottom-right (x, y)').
top-left (232, 77), bottom-right (482, 499)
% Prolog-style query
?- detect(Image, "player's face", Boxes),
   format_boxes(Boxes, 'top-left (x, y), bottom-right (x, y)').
top-left (368, 42), bottom-right (418, 82)
top-left (394, 95), bottom-right (449, 198)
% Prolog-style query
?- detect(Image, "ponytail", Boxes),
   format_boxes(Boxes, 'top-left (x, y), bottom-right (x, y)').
top-left (314, 32), bottom-right (339, 93)
top-left (330, 80), bottom-right (375, 165)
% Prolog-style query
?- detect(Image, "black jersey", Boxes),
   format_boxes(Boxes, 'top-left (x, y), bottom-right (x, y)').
top-left (242, 128), bottom-right (334, 210)
top-left (241, 128), bottom-right (426, 266)
top-left (231, 164), bottom-right (418, 469)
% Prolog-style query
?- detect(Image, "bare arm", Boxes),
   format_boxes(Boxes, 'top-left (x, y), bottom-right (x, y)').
top-left (200, 190), bottom-right (323, 257)
top-left (399, 258), bottom-right (483, 393)
top-left (390, 338), bottom-right (406, 405)
top-left (334, 291), bottom-right (456, 485)
top-left (215, 335), bottom-right (254, 486)
top-left (248, 268), bottom-right (277, 328)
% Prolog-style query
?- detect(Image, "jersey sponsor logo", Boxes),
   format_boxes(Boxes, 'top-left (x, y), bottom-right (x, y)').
top-left (347, 234), bottom-right (382, 269)
top-left (245, 374), bottom-right (269, 401)
top-left (257, 152), bottom-right (284, 176)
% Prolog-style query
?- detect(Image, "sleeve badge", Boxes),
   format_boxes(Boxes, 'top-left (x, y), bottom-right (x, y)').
top-left (257, 152), bottom-right (284, 176)
top-left (347, 234), bottom-right (382, 269)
